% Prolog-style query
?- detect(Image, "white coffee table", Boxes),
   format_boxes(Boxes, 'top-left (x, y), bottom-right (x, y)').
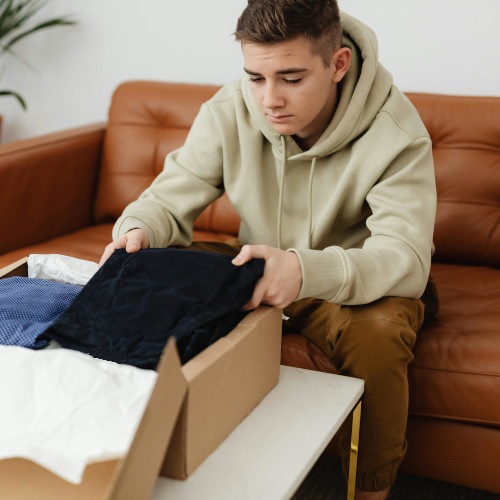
top-left (152, 365), bottom-right (364, 500)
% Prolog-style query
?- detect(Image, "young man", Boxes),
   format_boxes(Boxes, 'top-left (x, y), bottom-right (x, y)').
top-left (100, 1), bottom-right (437, 498)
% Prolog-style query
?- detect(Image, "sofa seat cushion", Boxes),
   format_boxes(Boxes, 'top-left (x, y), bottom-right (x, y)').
top-left (409, 262), bottom-right (500, 425)
top-left (281, 332), bottom-right (337, 374)
top-left (281, 262), bottom-right (500, 427)
top-left (0, 224), bottom-right (116, 268)
top-left (0, 223), bottom-right (239, 269)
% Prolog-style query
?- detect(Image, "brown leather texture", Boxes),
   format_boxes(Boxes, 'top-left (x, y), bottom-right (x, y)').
top-left (402, 416), bottom-right (500, 493)
top-left (0, 224), bottom-right (114, 267)
top-left (0, 81), bottom-right (499, 493)
top-left (93, 81), bottom-right (240, 236)
top-left (410, 263), bottom-right (500, 425)
top-left (0, 124), bottom-right (105, 257)
top-left (406, 93), bottom-right (500, 268)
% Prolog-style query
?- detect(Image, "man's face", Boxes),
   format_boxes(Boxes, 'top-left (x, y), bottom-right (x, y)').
top-left (242, 36), bottom-right (339, 149)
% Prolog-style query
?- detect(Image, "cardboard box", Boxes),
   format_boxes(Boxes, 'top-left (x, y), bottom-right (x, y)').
top-left (0, 257), bottom-right (282, 497)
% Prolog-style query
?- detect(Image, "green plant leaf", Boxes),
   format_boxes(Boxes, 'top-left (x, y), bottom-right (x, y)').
top-left (2, 17), bottom-right (76, 52)
top-left (0, 0), bottom-right (77, 109)
top-left (0, 0), bottom-right (77, 53)
top-left (0, 89), bottom-right (27, 109)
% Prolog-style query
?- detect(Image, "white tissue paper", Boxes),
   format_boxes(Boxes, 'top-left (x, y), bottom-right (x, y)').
top-left (28, 254), bottom-right (98, 286)
top-left (0, 345), bottom-right (157, 484)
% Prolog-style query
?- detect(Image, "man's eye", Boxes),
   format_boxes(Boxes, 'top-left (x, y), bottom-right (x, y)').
top-left (285, 78), bottom-right (302, 85)
top-left (249, 76), bottom-right (264, 83)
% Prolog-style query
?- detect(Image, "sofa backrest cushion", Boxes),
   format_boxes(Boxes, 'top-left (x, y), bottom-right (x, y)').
top-left (407, 93), bottom-right (500, 267)
top-left (94, 80), bottom-right (240, 236)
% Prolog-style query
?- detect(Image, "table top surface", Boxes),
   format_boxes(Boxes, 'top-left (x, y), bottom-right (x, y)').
top-left (152, 365), bottom-right (364, 500)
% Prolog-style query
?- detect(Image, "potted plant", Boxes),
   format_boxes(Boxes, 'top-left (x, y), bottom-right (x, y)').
top-left (0, 0), bottom-right (76, 110)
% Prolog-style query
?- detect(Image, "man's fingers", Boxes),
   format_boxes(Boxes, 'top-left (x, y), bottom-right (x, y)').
top-left (232, 244), bottom-right (266, 266)
top-left (233, 244), bottom-right (303, 310)
top-left (241, 279), bottom-right (267, 311)
top-left (98, 242), bottom-right (118, 268)
top-left (98, 230), bottom-right (148, 268)
top-left (125, 239), bottom-right (141, 253)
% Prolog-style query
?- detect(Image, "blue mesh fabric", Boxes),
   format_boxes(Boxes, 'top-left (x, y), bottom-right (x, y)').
top-left (0, 277), bottom-right (81, 349)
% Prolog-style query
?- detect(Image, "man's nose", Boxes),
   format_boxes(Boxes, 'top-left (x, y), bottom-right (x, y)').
top-left (262, 82), bottom-right (284, 109)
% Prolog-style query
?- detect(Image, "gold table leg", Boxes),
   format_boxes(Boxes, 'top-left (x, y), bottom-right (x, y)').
top-left (346, 400), bottom-right (362, 500)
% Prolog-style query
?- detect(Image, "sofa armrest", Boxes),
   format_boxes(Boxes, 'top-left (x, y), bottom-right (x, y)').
top-left (0, 123), bottom-right (106, 255)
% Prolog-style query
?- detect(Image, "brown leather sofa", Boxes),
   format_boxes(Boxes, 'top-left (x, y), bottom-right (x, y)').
top-left (1, 81), bottom-right (499, 494)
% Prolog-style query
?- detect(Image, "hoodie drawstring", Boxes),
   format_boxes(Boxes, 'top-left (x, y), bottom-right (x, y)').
top-left (307, 156), bottom-right (317, 249)
top-left (277, 135), bottom-right (318, 250)
top-left (277, 135), bottom-right (287, 249)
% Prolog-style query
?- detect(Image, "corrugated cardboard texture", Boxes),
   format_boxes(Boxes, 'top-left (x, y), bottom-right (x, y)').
top-left (161, 305), bottom-right (282, 479)
top-left (0, 459), bottom-right (120, 500)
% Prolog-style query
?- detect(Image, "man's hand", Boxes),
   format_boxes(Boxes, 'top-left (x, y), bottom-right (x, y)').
top-left (232, 244), bottom-right (302, 310)
top-left (98, 228), bottom-right (150, 267)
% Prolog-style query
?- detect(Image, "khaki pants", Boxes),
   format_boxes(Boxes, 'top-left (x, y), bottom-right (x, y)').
top-left (189, 241), bottom-right (433, 491)
top-left (284, 296), bottom-right (424, 491)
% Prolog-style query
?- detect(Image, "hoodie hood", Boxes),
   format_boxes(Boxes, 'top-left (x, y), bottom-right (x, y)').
top-left (241, 12), bottom-right (394, 159)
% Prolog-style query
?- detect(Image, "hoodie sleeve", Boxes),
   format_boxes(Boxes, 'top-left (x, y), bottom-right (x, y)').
top-left (112, 103), bottom-right (225, 248)
top-left (292, 135), bottom-right (436, 305)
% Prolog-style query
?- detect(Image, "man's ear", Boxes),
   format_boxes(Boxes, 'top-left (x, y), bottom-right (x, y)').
top-left (332, 47), bottom-right (351, 83)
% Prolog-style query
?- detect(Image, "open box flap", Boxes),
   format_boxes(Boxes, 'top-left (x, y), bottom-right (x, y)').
top-left (0, 256), bottom-right (28, 278)
top-left (107, 337), bottom-right (187, 499)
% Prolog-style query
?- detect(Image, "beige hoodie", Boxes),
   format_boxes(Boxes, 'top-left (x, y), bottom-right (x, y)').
top-left (113, 12), bottom-right (436, 305)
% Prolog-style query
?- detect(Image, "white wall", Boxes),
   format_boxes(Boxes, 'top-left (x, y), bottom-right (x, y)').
top-left (1, 0), bottom-right (499, 144)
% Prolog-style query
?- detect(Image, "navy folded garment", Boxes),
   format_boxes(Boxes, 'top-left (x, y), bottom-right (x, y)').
top-left (0, 277), bottom-right (81, 349)
top-left (40, 248), bottom-right (265, 368)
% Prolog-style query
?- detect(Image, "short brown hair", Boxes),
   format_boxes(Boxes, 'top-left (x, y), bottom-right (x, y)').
top-left (234, 0), bottom-right (342, 66)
